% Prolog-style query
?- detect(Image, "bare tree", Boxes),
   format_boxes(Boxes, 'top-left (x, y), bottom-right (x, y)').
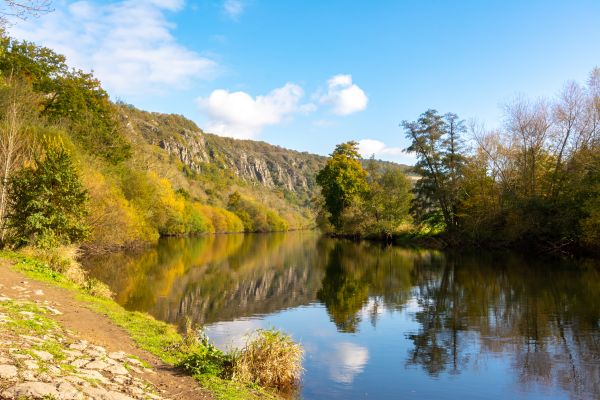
top-left (0, 0), bottom-right (52, 26)
top-left (504, 97), bottom-right (552, 197)
top-left (0, 76), bottom-right (37, 243)
top-left (549, 81), bottom-right (588, 198)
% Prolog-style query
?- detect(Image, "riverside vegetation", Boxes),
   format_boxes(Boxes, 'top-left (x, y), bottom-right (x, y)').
top-left (316, 68), bottom-right (600, 255)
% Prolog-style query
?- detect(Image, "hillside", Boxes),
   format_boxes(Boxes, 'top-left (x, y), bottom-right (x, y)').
top-left (120, 105), bottom-right (413, 208)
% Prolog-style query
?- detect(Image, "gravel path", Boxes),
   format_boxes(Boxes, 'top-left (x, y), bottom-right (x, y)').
top-left (0, 263), bottom-right (212, 400)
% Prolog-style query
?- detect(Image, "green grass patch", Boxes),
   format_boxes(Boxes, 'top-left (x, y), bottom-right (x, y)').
top-left (0, 250), bottom-right (76, 289)
top-left (195, 374), bottom-right (279, 400)
top-left (0, 299), bottom-right (58, 336)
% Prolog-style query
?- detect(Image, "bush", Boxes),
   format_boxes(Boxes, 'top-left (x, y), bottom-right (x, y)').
top-left (232, 329), bottom-right (303, 391)
top-left (198, 205), bottom-right (244, 233)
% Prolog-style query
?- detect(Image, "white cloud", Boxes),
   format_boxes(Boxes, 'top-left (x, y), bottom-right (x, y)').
top-left (7, 0), bottom-right (218, 96)
top-left (223, 0), bottom-right (244, 20)
top-left (320, 74), bottom-right (368, 115)
top-left (198, 83), bottom-right (314, 139)
top-left (358, 139), bottom-right (417, 165)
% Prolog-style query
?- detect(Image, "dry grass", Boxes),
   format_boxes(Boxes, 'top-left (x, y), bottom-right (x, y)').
top-left (19, 245), bottom-right (112, 298)
top-left (232, 329), bottom-right (303, 392)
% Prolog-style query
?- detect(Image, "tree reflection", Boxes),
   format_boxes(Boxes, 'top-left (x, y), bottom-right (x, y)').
top-left (317, 240), bottom-right (422, 333)
top-left (405, 252), bottom-right (600, 398)
top-left (317, 242), bottom-right (370, 332)
top-left (82, 233), bottom-right (600, 399)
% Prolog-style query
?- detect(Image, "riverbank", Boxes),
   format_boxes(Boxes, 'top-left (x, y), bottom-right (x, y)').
top-left (0, 251), bottom-right (281, 400)
top-left (324, 229), bottom-right (598, 257)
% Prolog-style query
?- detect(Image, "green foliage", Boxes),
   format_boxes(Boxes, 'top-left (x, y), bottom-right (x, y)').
top-left (0, 34), bottom-right (131, 164)
top-left (316, 141), bottom-right (368, 229)
top-left (44, 71), bottom-right (131, 163)
top-left (401, 110), bottom-right (466, 232)
top-left (7, 140), bottom-right (89, 248)
top-left (316, 145), bottom-right (413, 237)
top-left (178, 329), bottom-right (232, 377)
top-left (362, 161), bottom-right (413, 235)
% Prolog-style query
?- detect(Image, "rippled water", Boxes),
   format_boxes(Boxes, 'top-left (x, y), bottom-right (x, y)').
top-left (83, 232), bottom-right (600, 399)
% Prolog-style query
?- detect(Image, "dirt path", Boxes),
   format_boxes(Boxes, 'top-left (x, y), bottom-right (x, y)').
top-left (0, 261), bottom-right (212, 400)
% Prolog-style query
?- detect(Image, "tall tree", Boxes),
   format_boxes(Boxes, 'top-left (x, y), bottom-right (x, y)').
top-left (402, 110), bottom-right (466, 232)
top-left (316, 141), bottom-right (368, 230)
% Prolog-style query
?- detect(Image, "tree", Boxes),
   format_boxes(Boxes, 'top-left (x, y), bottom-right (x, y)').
top-left (0, 34), bottom-right (131, 163)
top-left (0, 75), bottom-right (38, 242)
top-left (316, 141), bottom-right (368, 230)
top-left (362, 160), bottom-right (412, 235)
top-left (7, 139), bottom-right (89, 248)
top-left (402, 110), bottom-right (466, 232)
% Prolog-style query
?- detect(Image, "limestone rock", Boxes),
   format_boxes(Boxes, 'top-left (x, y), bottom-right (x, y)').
top-left (105, 364), bottom-right (129, 376)
top-left (31, 350), bottom-right (53, 361)
top-left (0, 364), bottom-right (18, 379)
top-left (85, 359), bottom-right (109, 370)
top-left (56, 381), bottom-right (84, 400)
top-left (2, 382), bottom-right (60, 399)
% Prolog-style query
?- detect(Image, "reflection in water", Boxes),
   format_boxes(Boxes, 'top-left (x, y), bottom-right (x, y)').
top-left (323, 342), bottom-right (369, 384)
top-left (83, 232), bottom-right (600, 400)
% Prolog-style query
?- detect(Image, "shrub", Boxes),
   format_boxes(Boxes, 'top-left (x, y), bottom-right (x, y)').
top-left (232, 329), bottom-right (303, 391)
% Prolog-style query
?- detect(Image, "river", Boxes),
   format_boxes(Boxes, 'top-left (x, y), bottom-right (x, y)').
top-left (82, 232), bottom-right (600, 400)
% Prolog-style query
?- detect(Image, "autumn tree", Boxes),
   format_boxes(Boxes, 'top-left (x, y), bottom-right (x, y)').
top-left (316, 141), bottom-right (368, 230)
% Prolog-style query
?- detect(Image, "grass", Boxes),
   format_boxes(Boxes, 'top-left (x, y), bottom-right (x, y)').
top-left (0, 298), bottom-right (59, 336)
top-left (0, 249), bottom-right (294, 400)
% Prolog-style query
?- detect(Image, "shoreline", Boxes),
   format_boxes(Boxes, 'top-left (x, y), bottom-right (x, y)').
top-left (0, 251), bottom-right (281, 400)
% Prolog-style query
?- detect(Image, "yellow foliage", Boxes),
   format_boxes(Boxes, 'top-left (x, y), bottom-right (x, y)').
top-left (82, 168), bottom-right (158, 251)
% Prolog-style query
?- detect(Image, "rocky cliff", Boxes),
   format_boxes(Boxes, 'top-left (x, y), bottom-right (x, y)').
top-left (121, 106), bottom-right (326, 205)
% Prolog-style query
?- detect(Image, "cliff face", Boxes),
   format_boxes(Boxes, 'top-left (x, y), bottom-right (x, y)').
top-left (123, 107), bottom-right (325, 204)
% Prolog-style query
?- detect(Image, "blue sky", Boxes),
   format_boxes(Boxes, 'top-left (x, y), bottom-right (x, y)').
top-left (8, 0), bottom-right (600, 164)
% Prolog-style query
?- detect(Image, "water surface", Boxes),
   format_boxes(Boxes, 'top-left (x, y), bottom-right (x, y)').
top-left (83, 232), bottom-right (600, 400)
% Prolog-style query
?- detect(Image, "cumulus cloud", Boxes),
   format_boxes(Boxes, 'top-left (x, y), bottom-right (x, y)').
top-left (198, 83), bottom-right (314, 139)
top-left (7, 0), bottom-right (218, 96)
top-left (320, 74), bottom-right (368, 115)
top-left (223, 0), bottom-right (244, 20)
top-left (358, 139), bottom-right (417, 164)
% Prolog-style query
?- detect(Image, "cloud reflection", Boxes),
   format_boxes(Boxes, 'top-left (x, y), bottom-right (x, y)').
top-left (322, 342), bottom-right (370, 384)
